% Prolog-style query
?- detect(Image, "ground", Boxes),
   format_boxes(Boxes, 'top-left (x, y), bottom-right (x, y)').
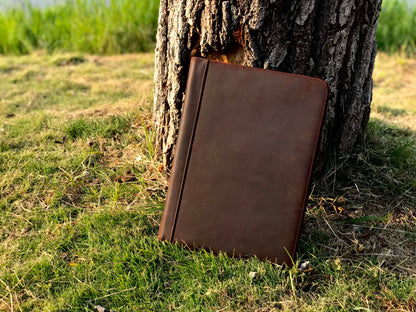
top-left (0, 52), bottom-right (415, 311)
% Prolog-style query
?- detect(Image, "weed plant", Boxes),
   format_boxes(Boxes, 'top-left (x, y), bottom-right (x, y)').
top-left (377, 0), bottom-right (416, 55)
top-left (0, 0), bottom-right (159, 55)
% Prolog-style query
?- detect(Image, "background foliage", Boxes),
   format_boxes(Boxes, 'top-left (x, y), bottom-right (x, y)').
top-left (377, 0), bottom-right (416, 55)
top-left (0, 0), bottom-right (159, 55)
top-left (0, 0), bottom-right (415, 55)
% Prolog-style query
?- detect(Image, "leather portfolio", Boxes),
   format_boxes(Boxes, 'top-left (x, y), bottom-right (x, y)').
top-left (158, 57), bottom-right (328, 264)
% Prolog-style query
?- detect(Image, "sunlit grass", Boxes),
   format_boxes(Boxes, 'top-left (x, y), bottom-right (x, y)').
top-left (0, 52), bottom-right (415, 311)
top-left (372, 52), bottom-right (416, 130)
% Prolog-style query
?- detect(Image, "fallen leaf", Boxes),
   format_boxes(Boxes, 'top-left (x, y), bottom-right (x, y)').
top-left (114, 175), bottom-right (137, 183)
top-left (94, 305), bottom-right (109, 312)
top-left (334, 258), bottom-right (341, 270)
top-left (249, 271), bottom-right (257, 279)
top-left (299, 261), bottom-right (311, 272)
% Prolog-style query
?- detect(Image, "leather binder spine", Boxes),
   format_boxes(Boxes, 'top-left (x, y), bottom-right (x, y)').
top-left (158, 57), bottom-right (209, 241)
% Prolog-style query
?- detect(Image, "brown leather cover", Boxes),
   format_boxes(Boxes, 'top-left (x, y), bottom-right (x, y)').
top-left (158, 57), bottom-right (328, 265)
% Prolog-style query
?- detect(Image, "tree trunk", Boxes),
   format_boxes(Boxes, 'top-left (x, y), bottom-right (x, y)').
top-left (153, 0), bottom-right (382, 173)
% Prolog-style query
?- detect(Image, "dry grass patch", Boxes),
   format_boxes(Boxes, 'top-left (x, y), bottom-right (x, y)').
top-left (0, 52), bottom-right (154, 119)
top-left (373, 52), bottom-right (416, 130)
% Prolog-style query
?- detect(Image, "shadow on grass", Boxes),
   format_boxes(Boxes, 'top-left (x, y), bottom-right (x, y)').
top-left (376, 105), bottom-right (410, 117)
top-left (300, 118), bottom-right (416, 273)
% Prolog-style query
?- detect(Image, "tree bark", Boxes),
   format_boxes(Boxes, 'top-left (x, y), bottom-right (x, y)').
top-left (153, 0), bottom-right (382, 173)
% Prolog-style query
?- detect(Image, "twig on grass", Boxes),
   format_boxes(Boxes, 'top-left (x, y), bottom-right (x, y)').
top-left (7, 212), bottom-right (33, 225)
top-left (88, 287), bottom-right (137, 302)
top-left (323, 217), bottom-right (346, 244)
top-left (1, 264), bottom-right (36, 302)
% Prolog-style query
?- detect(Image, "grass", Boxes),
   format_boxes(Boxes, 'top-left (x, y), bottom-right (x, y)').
top-left (372, 53), bottom-right (416, 129)
top-left (0, 0), bottom-right (159, 55)
top-left (376, 0), bottom-right (416, 55)
top-left (0, 52), bottom-right (415, 311)
top-left (0, 0), bottom-right (416, 56)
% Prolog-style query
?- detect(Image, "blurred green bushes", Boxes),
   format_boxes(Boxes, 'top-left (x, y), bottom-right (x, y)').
top-left (0, 0), bottom-right (415, 55)
top-left (377, 0), bottom-right (416, 55)
top-left (0, 0), bottom-right (159, 55)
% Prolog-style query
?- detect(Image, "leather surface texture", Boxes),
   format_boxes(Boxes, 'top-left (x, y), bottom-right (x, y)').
top-left (158, 57), bottom-right (328, 265)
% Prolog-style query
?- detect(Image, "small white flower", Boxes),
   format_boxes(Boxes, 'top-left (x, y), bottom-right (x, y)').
top-left (299, 261), bottom-right (310, 272)
top-left (136, 155), bottom-right (142, 162)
